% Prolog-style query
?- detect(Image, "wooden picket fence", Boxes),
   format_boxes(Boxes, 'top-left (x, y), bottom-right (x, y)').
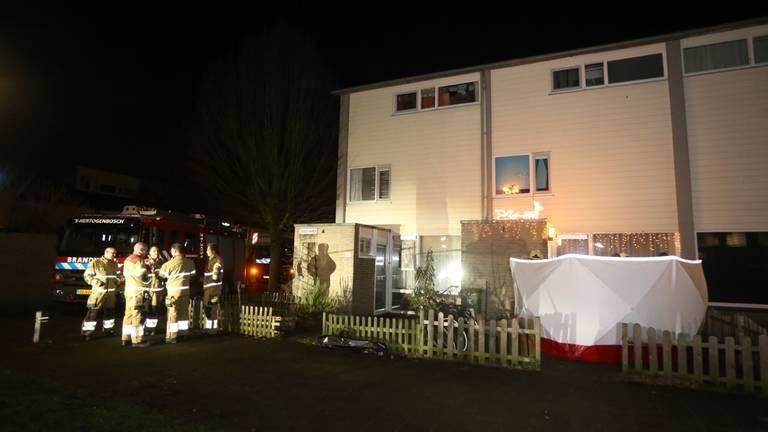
top-left (323, 309), bottom-right (541, 370)
top-left (187, 295), bottom-right (279, 338)
top-left (258, 291), bottom-right (300, 317)
top-left (622, 323), bottom-right (768, 394)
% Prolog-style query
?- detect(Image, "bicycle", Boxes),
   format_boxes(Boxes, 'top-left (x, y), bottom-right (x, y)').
top-left (422, 300), bottom-right (476, 352)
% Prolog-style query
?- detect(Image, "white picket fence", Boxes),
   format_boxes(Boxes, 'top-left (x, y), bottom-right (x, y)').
top-left (622, 323), bottom-right (768, 394)
top-left (323, 309), bottom-right (541, 370)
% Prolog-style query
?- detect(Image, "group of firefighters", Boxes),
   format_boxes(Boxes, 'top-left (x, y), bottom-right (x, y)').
top-left (80, 241), bottom-right (224, 347)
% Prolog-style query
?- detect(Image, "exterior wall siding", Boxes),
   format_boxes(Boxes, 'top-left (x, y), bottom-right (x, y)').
top-left (345, 73), bottom-right (483, 236)
top-left (683, 24), bottom-right (768, 232)
top-left (491, 43), bottom-right (679, 234)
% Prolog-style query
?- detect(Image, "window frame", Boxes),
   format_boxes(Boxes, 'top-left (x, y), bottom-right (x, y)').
top-left (493, 152), bottom-right (552, 198)
top-left (551, 66), bottom-right (582, 92)
top-left (392, 80), bottom-right (480, 115)
top-left (348, 165), bottom-right (392, 204)
top-left (682, 38), bottom-right (750, 75)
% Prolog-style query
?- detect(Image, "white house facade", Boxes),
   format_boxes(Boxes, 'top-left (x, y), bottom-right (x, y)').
top-left (330, 19), bottom-right (768, 309)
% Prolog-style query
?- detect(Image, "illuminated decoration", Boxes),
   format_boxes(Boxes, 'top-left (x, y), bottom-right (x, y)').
top-left (251, 232), bottom-right (259, 245)
top-left (502, 184), bottom-right (520, 195)
top-left (547, 225), bottom-right (556, 242)
top-left (592, 233), bottom-right (680, 257)
top-left (495, 200), bottom-right (544, 221)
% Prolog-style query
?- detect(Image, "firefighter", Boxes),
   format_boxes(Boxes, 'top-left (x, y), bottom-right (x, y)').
top-left (159, 242), bottom-right (195, 344)
top-left (81, 247), bottom-right (120, 340)
top-left (144, 245), bottom-right (166, 336)
top-left (122, 242), bottom-right (150, 347)
top-left (202, 243), bottom-right (224, 333)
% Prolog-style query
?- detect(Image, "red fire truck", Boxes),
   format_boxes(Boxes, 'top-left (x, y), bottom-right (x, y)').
top-left (51, 205), bottom-right (270, 303)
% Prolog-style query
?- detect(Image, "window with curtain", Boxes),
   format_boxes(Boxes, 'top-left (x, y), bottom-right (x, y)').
top-left (683, 39), bottom-right (749, 73)
top-left (552, 67), bottom-right (580, 90)
top-left (349, 167), bottom-right (376, 202)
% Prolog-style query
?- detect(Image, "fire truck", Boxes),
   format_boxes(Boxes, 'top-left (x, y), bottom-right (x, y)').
top-left (51, 205), bottom-right (271, 303)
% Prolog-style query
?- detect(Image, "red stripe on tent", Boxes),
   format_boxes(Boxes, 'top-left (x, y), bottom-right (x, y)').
top-left (541, 338), bottom-right (622, 364)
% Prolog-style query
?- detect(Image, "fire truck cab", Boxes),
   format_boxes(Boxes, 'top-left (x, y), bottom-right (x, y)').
top-left (52, 205), bottom-right (251, 303)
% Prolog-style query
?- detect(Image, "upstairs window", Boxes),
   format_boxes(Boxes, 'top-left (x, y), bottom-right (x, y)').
top-left (420, 88), bottom-right (435, 109)
top-left (438, 82), bottom-right (477, 106)
top-left (349, 166), bottom-right (391, 202)
top-left (396, 92), bottom-right (417, 112)
top-left (552, 67), bottom-right (580, 91)
top-left (754, 35), bottom-right (768, 64)
top-left (495, 153), bottom-right (551, 196)
top-left (585, 63), bottom-right (605, 87)
top-left (684, 39), bottom-right (749, 74)
top-left (608, 53), bottom-right (664, 84)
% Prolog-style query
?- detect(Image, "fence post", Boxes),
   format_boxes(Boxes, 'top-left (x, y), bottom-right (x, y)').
top-left (693, 335), bottom-right (703, 383)
top-left (708, 336), bottom-right (719, 384)
top-left (534, 317), bottom-right (541, 370)
top-left (418, 309), bottom-right (425, 358)
top-left (511, 318), bottom-right (519, 367)
top-left (500, 319), bottom-right (508, 368)
top-left (633, 324), bottom-right (642, 372)
top-left (742, 336), bottom-right (753, 392)
top-left (662, 331), bottom-right (673, 377)
top-left (677, 333), bottom-right (689, 376)
top-left (446, 315), bottom-right (454, 360)
top-left (724, 337), bottom-right (736, 389)
top-left (322, 312), bottom-right (326, 334)
top-left (621, 323), bottom-right (628, 373)
top-left (648, 328), bottom-right (657, 375)
top-left (477, 317), bottom-right (486, 365)
top-left (760, 335), bottom-right (768, 395)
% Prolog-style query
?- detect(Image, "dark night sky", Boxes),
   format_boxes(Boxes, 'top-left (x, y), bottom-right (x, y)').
top-left (1, 5), bottom-right (766, 185)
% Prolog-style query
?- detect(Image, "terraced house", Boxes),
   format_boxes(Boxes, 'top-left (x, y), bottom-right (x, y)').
top-left (294, 19), bottom-right (768, 316)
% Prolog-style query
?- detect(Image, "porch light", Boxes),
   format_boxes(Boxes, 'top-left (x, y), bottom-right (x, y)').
top-left (547, 225), bottom-right (556, 241)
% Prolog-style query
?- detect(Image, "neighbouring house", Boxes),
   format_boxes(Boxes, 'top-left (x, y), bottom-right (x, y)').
top-left (293, 19), bottom-right (768, 315)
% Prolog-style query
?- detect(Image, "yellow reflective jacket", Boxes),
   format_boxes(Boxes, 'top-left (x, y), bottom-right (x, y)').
top-left (204, 255), bottom-right (224, 288)
top-left (160, 255), bottom-right (196, 295)
top-left (123, 254), bottom-right (149, 294)
top-left (83, 257), bottom-right (120, 291)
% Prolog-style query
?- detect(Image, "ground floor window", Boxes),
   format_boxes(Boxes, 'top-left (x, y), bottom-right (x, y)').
top-left (697, 232), bottom-right (768, 305)
top-left (420, 235), bottom-right (462, 295)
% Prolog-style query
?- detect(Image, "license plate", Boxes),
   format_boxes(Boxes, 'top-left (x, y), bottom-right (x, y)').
top-left (77, 289), bottom-right (92, 295)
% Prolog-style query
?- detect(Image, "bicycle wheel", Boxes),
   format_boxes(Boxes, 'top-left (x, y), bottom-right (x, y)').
top-left (456, 330), bottom-right (469, 352)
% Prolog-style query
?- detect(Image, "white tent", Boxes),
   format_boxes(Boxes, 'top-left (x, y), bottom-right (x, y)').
top-left (510, 254), bottom-right (708, 362)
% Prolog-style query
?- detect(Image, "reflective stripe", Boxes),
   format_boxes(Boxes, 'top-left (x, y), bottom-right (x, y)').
top-left (124, 269), bottom-right (147, 276)
top-left (145, 319), bottom-right (158, 328)
top-left (149, 288), bottom-right (165, 292)
top-left (169, 323), bottom-right (179, 332)
top-left (94, 275), bottom-right (119, 280)
top-left (168, 286), bottom-right (189, 291)
top-left (135, 326), bottom-right (144, 337)
top-left (213, 320), bottom-right (218, 329)
top-left (125, 285), bottom-right (148, 293)
top-left (82, 321), bottom-right (97, 331)
top-left (122, 325), bottom-right (134, 336)
top-left (205, 320), bottom-right (213, 329)
top-left (203, 282), bottom-right (222, 288)
top-left (166, 271), bottom-right (195, 281)
top-left (177, 321), bottom-right (189, 331)
top-left (103, 319), bottom-right (115, 329)
top-left (91, 288), bottom-right (116, 292)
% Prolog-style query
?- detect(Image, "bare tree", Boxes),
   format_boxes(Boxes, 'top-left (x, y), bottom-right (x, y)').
top-left (193, 25), bottom-right (337, 291)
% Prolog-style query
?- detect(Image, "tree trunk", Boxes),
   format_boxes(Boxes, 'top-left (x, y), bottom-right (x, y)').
top-left (268, 228), bottom-right (283, 292)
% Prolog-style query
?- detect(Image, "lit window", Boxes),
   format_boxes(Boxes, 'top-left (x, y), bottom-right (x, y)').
top-left (420, 88), bottom-right (435, 109)
top-left (495, 153), bottom-right (551, 196)
top-left (438, 82), bottom-right (477, 106)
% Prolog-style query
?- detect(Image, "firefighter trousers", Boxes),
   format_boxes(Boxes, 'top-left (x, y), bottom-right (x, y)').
top-left (145, 290), bottom-right (165, 331)
top-left (202, 286), bottom-right (222, 330)
top-left (165, 292), bottom-right (190, 341)
top-left (122, 289), bottom-right (145, 343)
top-left (81, 290), bottom-right (116, 335)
